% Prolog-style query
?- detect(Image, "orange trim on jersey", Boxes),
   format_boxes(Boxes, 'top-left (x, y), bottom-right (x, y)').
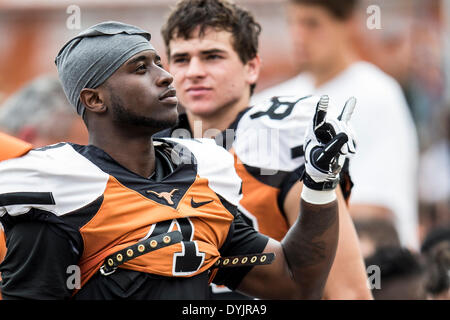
top-left (231, 150), bottom-right (289, 241)
top-left (0, 230), bottom-right (5, 263)
top-left (0, 132), bottom-right (32, 161)
top-left (0, 230), bottom-right (4, 300)
top-left (78, 175), bottom-right (234, 288)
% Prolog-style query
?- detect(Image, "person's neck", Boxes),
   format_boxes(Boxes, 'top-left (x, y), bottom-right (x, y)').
top-left (186, 96), bottom-right (250, 139)
top-left (89, 127), bottom-right (155, 178)
top-left (312, 51), bottom-right (359, 88)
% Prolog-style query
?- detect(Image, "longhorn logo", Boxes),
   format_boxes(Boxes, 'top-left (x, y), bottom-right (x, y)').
top-left (146, 188), bottom-right (178, 205)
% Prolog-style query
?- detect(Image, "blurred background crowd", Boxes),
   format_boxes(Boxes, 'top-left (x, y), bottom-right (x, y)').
top-left (0, 0), bottom-right (449, 299)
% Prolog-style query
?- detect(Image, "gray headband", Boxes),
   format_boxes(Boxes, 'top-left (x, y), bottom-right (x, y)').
top-left (55, 21), bottom-right (154, 117)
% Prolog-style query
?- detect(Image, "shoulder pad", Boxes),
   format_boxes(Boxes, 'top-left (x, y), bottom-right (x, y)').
top-left (233, 95), bottom-right (321, 172)
top-left (0, 143), bottom-right (109, 218)
top-left (0, 132), bottom-right (32, 161)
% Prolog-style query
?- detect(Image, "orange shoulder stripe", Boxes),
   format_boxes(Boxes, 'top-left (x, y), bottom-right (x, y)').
top-left (0, 132), bottom-right (32, 161)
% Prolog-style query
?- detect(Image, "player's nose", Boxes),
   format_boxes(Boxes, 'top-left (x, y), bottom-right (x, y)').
top-left (185, 57), bottom-right (207, 79)
top-left (156, 68), bottom-right (174, 87)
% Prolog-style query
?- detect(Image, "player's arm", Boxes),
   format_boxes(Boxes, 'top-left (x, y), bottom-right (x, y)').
top-left (321, 187), bottom-right (373, 299)
top-left (282, 97), bottom-right (372, 300)
top-left (237, 96), bottom-right (355, 299)
top-left (238, 197), bottom-right (339, 299)
top-left (284, 181), bottom-right (373, 299)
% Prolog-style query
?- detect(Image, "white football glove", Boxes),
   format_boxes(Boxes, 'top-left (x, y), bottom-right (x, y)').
top-left (303, 95), bottom-right (357, 191)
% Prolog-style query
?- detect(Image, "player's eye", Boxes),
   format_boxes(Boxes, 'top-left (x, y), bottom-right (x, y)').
top-left (136, 64), bottom-right (147, 73)
top-left (305, 18), bottom-right (319, 29)
top-left (173, 57), bottom-right (188, 64)
top-left (206, 54), bottom-right (222, 60)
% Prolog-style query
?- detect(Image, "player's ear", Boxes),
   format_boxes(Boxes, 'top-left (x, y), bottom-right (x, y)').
top-left (80, 87), bottom-right (107, 114)
top-left (244, 54), bottom-right (261, 86)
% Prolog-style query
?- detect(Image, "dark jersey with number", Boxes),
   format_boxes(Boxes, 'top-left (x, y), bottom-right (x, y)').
top-left (0, 138), bottom-right (268, 299)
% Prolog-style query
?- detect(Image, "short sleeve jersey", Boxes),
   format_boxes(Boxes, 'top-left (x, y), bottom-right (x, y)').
top-left (0, 138), bottom-right (268, 299)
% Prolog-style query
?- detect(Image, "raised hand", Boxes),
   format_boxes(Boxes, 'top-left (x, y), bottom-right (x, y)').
top-left (303, 95), bottom-right (357, 191)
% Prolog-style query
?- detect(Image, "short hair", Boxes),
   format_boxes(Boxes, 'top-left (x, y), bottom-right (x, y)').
top-left (161, 0), bottom-right (261, 94)
top-left (421, 225), bottom-right (450, 253)
top-left (365, 246), bottom-right (427, 299)
top-left (289, 0), bottom-right (358, 20)
top-left (421, 226), bottom-right (450, 296)
top-left (354, 218), bottom-right (401, 249)
top-left (162, 0), bottom-right (261, 64)
top-left (366, 247), bottom-right (424, 281)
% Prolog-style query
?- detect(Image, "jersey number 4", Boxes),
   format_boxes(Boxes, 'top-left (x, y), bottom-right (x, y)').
top-left (149, 218), bottom-right (205, 276)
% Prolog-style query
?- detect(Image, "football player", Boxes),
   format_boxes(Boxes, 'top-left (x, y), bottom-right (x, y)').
top-left (0, 21), bottom-right (352, 299)
top-left (156, 0), bottom-right (371, 299)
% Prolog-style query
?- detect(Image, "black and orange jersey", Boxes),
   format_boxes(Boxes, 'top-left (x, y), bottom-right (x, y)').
top-left (0, 138), bottom-right (268, 299)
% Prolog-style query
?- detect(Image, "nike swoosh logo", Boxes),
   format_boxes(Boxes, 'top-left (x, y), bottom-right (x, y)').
top-left (191, 197), bottom-right (213, 208)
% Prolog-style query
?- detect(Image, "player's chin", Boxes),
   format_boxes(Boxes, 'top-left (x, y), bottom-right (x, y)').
top-left (293, 56), bottom-right (312, 71)
top-left (184, 101), bottom-right (219, 117)
top-left (156, 97), bottom-right (178, 114)
top-left (155, 109), bottom-right (179, 129)
top-left (137, 104), bottom-right (178, 130)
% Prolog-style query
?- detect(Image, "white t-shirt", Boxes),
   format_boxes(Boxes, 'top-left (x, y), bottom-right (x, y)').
top-left (253, 61), bottom-right (420, 250)
top-left (419, 140), bottom-right (450, 203)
